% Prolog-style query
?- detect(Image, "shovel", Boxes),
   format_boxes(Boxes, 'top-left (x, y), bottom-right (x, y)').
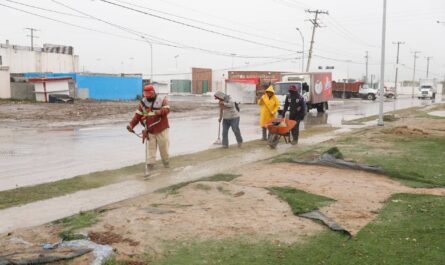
top-left (214, 121), bottom-right (222, 145)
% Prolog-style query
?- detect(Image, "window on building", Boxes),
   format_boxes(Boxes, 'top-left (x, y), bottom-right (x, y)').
top-left (0, 55), bottom-right (2, 65)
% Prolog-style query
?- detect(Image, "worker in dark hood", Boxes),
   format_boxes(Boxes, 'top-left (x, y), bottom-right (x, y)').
top-left (257, 85), bottom-right (280, 140)
top-left (127, 85), bottom-right (170, 169)
top-left (214, 91), bottom-right (243, 148)
top-left (282, 85), bottom-right (306, 145)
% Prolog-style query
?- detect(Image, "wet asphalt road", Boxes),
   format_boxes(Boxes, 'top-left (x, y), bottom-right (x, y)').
top-left (0, 96), bottom-right (442, 191)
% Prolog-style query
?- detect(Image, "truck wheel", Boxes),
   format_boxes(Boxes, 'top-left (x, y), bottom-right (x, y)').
top-left (316, 103), bottom-right (325, 113)
top-left (367, 94), bottom-right (375, 101)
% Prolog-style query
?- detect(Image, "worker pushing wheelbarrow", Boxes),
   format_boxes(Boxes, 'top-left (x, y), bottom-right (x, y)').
top-left (265, 118), bottom-right (297, 149)
top-left (265, 84), bottom-right (306, 148)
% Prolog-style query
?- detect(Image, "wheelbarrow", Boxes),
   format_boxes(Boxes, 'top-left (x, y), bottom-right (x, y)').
top-left (265, 118), bottom-right (297, 149)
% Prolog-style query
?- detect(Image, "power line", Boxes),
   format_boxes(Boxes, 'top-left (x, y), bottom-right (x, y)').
top-left (4, 0), bottom-right (88, 18)
top-left (1, 2), bottom-right (295, 60)
top-left (113, 0), bottom-right (302, 48)
top-left (97, 0), bottom-right (297, 53)
top-left (305, 9), bottom-right (329, 72)
top-left (52, 0), bottom-right (300, 60)
top-left (152, 57), bottom-right (299, 77)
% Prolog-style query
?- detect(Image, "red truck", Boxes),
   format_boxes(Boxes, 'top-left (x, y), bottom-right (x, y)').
top-left (332, 81), bottom-right (378, 100)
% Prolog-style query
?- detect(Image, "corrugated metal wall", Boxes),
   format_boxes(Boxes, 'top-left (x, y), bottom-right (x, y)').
top-left (170, 79), bottom-right (191, 93)
top-left (24, 73), bottom-right (142, 100)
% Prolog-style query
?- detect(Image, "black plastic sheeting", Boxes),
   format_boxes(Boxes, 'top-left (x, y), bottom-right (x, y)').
top-left (0, 248), bottom-right (91, 265)
top-left (293, 153), bottom-right (385, 175)
top-left (48, 94), bottom-right (74, 104)
top-left (299, 210), bottom-right (352, 237)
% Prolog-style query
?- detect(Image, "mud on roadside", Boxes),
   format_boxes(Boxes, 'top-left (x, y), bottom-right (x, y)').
top-left (0, 99), bottom-right (215, 128)
top-left (1, 104), bottom-right (444, 264)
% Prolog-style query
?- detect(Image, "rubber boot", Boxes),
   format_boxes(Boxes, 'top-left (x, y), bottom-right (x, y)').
top-left (262, 127), bottom-right (268, 141)
top-left (291, 135), bottom-right (299, 145)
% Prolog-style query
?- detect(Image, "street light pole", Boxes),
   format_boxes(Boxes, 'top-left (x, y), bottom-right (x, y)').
top-left (296, 28), bottom-right (304, 72)
top-left (141, 37), bottom-right (154, 83)
top-left (378, 0), bottom-right (387, 126)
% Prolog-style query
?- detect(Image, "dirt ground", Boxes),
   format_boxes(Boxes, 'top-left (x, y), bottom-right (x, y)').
top-left (3, 163), bottom-right (444, 263)
top-left (0, 99), bottom-right (214, 128)
top-left (1, 104), bottom-right (444, 264)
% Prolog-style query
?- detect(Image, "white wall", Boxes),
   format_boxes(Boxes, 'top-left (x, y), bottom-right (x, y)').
top-left (34, 80), bottom-right (70, 102)
top-left (0, 44), bottom-right (79, 73)
top-left (0, 66), bottom-right (11, 99)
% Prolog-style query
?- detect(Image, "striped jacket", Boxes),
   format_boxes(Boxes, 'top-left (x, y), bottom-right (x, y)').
top-left (129, 95), bottom-right (170, 134)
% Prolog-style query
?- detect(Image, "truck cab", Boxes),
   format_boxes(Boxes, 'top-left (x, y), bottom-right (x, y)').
top-left (418, 85), bottom-right (435, 99)
top-left (418, 79), bottom-right (437, 99)
top-left (273, 82), bottom-right (305, 115)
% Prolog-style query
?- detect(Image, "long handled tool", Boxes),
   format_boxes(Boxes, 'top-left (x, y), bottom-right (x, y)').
top-left (214, 121), bottom-right (222, 145)
top-left (127, 118), bottom-right (162, 178)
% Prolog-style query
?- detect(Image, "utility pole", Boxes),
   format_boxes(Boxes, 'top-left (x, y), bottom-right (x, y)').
top-left (305, 9), bottom-right (329, 72)
top-left (377, 0), bottom-right (387, 126)
top-left (365, 51), bottom-right (369, 83)
top-left (392, 41), bottom-right (404, 99)
top-left (296, 28), bottom-right (305, 72)
top-left (425, 56), bottom-right (432, 78)
top-left (411, 51), bottom-right (420, 98)
top-left (25, 28), bottom-right (39, 51)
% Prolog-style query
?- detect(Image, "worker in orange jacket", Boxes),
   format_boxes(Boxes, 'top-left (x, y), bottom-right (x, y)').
top-left (127, 85), bottom-right (170, 170)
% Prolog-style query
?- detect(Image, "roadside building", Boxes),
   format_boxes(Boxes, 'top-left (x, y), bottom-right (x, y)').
top-left (228, 71), bottom-right (283, 86)
top-left (0, 41), bottom-right (79, 73)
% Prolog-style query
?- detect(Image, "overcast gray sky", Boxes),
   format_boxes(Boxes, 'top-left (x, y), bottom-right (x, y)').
top-left (0, 0), bottom-right (444, 82)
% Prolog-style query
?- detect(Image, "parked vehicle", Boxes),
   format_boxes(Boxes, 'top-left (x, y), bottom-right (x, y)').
top-left (331, 81), bottom-right (379, 100)
top-left (417, 79), bottom-right (437, 99)
top-left (274, 72), bottom-right (333, 113)
top-left (225, 78), bottom-right (260, 104)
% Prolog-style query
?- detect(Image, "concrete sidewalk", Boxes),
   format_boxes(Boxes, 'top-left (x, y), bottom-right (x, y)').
top-left (0, 127), bottom-right (359, 234)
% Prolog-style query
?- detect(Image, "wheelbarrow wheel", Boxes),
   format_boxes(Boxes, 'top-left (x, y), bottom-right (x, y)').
top-left (268, 133), bottom-right (280, 149)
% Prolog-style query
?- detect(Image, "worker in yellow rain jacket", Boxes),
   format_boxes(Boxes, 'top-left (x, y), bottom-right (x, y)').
top-left (257, 85), bottom-right (280, 140)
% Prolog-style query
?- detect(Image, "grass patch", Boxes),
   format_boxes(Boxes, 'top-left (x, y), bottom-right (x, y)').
top-left (55, 211), bottom-right (100, 241)
top-left (0, 163), bottom-right (143, 210)
top-left (146, 193), bottom-right (445, 265)
top-left (362, 136), bottom-right (445, 187)
top-left (267, 187), bottom-right (335, 214)
top-left (156, 174), bottom-right (240, 194)
top-left (323, 147), bottom-right (344, 159)
top-left (274, 123), bottom-right (445, 188)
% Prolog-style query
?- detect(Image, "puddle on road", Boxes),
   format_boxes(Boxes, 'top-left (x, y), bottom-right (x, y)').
top-left (0, 97), bottom-right (442, 191)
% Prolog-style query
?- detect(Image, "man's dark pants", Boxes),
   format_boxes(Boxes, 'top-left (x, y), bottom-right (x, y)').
top-left (222, 117), bottom-right (243, 147)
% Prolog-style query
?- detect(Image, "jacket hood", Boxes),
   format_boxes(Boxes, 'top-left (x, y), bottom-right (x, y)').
top-left (265, 85), bottom-right (275, 94)
top-left (214, 91), bottom-right (226, 100)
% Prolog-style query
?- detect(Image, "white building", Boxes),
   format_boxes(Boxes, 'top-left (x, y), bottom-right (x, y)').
top-left (0, 41), bottom-right (79, 73)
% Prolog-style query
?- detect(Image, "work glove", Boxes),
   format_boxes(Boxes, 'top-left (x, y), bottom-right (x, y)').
top-left (126, 125), bottom-right (134, 133)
